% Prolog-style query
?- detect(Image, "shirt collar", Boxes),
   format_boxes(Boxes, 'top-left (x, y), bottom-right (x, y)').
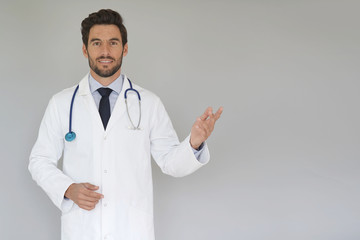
top-left (88, 73), bottom-right (124, 94)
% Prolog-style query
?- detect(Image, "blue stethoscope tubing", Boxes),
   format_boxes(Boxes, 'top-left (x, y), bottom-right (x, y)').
top-left (65, 85), bottom-right (79, 142)
top-left (65, 78), bottom-right (141, 142)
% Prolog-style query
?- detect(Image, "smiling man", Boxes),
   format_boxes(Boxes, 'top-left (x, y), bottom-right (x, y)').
top-left (29, 9), bottom-right (222, 240)
top-left (84, 24), bottom-right (127, 84)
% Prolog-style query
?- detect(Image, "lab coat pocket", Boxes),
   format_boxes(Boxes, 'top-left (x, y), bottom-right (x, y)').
top-left (128, 206), bottom-right (154, 240)
top-left (61, 205), bottom-right (84, 240)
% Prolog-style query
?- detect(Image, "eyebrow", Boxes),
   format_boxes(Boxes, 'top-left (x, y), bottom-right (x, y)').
top-left (90, 38), bottom-right (101, 43)
top-left (89, 38), bottom-right (121, 43)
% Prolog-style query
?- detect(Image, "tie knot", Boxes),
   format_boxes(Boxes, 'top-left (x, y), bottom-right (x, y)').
top-left (97, 88), bottom-right (113, 97)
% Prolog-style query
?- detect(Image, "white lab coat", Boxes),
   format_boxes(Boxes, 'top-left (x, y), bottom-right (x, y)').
top-left (28, 74), bottom-right (210, 240)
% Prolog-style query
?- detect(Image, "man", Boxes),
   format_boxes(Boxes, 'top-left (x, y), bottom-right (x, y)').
top-left (29, 9), bottom-right (222, 240)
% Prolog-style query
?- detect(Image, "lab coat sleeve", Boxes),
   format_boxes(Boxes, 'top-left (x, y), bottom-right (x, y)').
top-left (28, 96), bottom-right (75, 212)
top-left (150, 98), bottom-right (210, 177)
top-left (192, 143), bottom-right (207, 163)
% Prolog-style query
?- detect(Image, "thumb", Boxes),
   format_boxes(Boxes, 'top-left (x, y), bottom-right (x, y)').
top-left (83, 183), bottom-right (99, 190)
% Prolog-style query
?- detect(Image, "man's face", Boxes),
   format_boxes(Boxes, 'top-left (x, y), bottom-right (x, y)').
top-left (82, 24), bottom-right (128, 78)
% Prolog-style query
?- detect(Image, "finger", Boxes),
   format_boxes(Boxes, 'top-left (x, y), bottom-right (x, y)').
top-left (205, 112), bottom-right (216, 130)
top-left (83, 183), bottom-right (99, 190)
top-left (79, 194), bottom-right (101, 203)
top-left (207, 118), bottom-right (215, 132)
top-left (84, 189), bottom-right (104, 199)
top-left (78, 199), bottom-right (98, 208)
top-left (207, 107), bottom-right (213, 116)
top-left (200, 107), bottom-right (212, 121)
top-left (214, 107), bottom-right (223, 121)
top-left (79, 204), bottom-right (95, 211)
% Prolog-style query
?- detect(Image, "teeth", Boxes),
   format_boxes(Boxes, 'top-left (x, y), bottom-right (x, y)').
top-left (100, 60), bottom-right (112, 63)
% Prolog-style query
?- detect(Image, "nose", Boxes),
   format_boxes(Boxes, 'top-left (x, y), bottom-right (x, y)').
top-left (100, 42), bottom-right (111, 56)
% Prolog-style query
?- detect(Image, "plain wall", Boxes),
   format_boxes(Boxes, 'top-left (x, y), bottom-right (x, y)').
top-left (1, 0), bottom-right (360, 239)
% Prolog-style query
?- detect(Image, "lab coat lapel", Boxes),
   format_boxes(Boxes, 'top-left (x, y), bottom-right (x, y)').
top-left (78, 74), bottom-right (104, 131)
top-left (105, 75), bottom-right (131, 133)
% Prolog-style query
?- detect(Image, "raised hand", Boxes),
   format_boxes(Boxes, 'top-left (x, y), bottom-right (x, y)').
top-left (190, 106), bottom-right (223, 149)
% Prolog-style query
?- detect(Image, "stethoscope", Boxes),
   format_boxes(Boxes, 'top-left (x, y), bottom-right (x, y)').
top-left (65, 78), bottom-right (141, 142)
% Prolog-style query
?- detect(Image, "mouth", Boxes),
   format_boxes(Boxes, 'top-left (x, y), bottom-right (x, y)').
top-left (98, 59), bottom-right (114, 64)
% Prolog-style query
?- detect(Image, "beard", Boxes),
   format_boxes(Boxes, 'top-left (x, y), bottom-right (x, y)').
top-left (87, 50), bottom-right (124, 78)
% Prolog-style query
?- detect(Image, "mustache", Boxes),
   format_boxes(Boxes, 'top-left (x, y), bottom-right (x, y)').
top-left (96, 57), bottom-right (115, 61)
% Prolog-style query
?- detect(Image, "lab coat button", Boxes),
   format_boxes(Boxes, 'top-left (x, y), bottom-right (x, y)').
top-left (104, 170), bottom-right (108, 173)
top-left (104, 202), bottom-right (108, 207)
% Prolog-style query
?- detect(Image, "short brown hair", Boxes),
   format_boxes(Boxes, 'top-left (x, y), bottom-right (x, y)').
top-left (81, 9), bottom-right (128, 48)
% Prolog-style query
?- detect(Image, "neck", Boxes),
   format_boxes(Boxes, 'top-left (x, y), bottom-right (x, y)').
top-left (90, 69), bottom-right (121, 86)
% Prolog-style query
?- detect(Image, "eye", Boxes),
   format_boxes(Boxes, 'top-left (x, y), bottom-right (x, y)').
top-left (110, 41), bottom-right (118, 46)
top-left (92, 42), bottom-right (100, 46)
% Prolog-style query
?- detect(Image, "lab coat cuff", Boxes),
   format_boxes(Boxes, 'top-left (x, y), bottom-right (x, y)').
top-left (61, 196), bottom-right (74, 213)
top-left (186, 135), bottom-right (210, 165)
top-left (58, 180), bottom-right (75, 213)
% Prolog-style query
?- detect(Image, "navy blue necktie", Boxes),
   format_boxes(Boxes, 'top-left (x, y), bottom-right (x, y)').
top-left (97, 88), bottom-right (113, 129)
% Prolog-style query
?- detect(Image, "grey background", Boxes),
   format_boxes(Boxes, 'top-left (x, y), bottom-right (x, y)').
top-left (1, 0), bottom-right (360, 239)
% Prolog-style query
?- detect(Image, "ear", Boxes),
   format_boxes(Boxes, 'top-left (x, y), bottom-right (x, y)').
top-left (82, 44), bottom-right (88, 58)
top-left (123, 43), bottom-right (128, 57)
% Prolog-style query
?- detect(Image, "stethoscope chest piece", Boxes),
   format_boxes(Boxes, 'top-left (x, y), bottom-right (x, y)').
top-left (65, 131), bottom-right (76, 142)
